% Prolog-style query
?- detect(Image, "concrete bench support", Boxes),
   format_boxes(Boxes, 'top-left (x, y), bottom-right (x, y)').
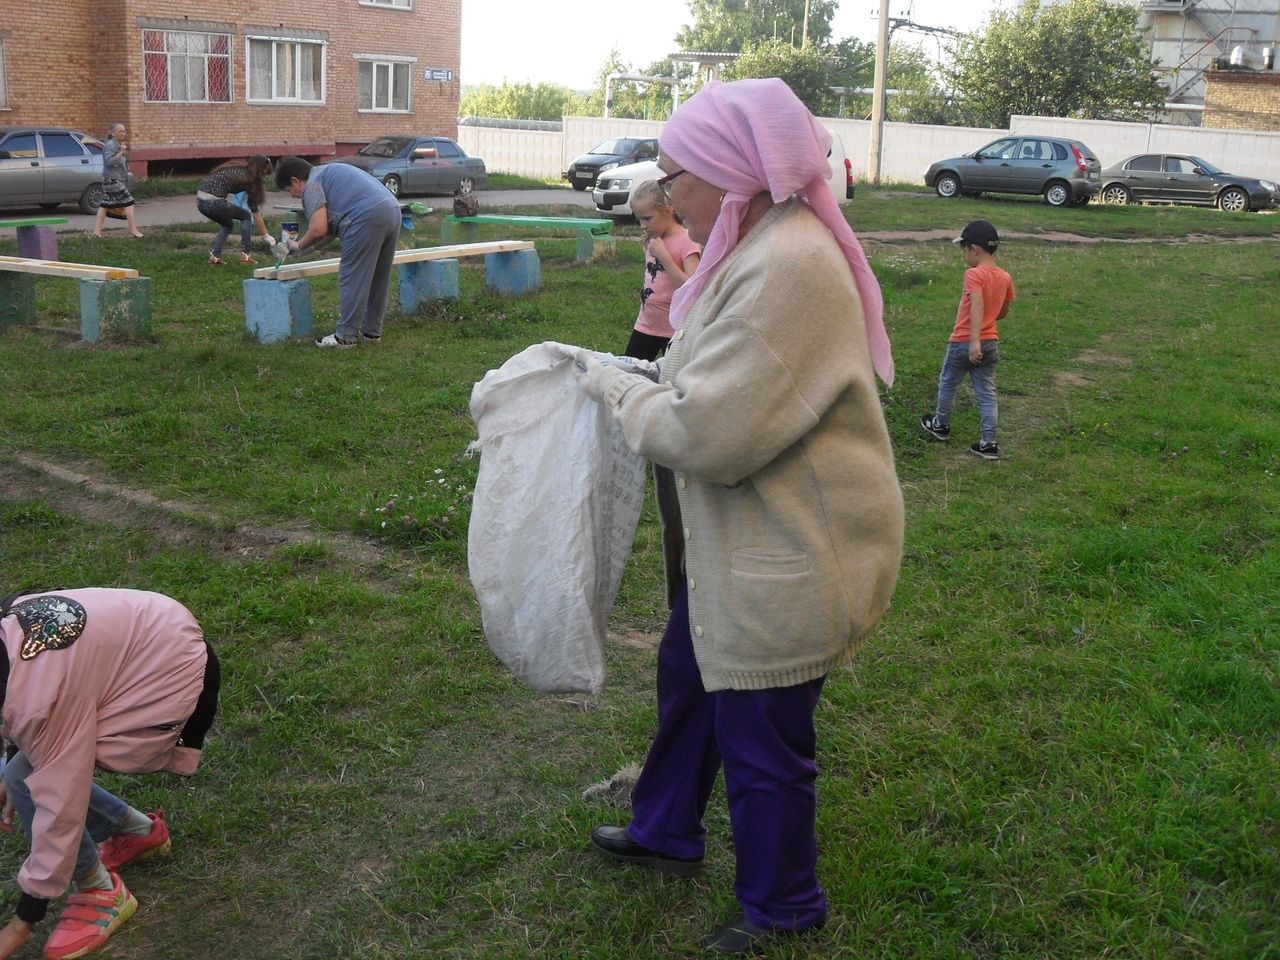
top-left (399, 258), bottom-right (459, 312)
top-left (0, 273), bottom-right (37, 326)
top-left (16, 225), bottom-right (58, 262)
top-left (485, 249), bottom-right (541, 296)
top-left (578, 232), bottom-right (615, 262)
top-left (243, 278), bottom-right (314, 344)
top-left (79, 277), bottom-right (153, 343)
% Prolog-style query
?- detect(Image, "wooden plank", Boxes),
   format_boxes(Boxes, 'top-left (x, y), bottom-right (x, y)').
top-left (0, 217), bottom-right (70, 228)
top-left (0, 255), bottom-right (138, 281)
top-left (445, 214), bottom-right (613, 233)
top-left (253, 240), bottom-right (534, 280)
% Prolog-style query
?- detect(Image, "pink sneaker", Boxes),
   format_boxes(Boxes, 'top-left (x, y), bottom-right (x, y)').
top-left (42, 872), bottom-right (137, 960)
top-left (97, 810), bottom-right (170, 872)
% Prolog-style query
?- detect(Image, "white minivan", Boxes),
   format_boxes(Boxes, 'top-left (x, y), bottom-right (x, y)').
top-left (592, 128), bottom-right (854, 217)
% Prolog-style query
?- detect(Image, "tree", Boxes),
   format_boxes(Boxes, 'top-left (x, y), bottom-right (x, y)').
top-left (951, 0), bottom-right (1165, 127)
top-left (458, 82), bottom-right (580, 121)
top-left (723, 39), bottom-right (832, 113)
top-left (676, 0), bottom-right (837, 52)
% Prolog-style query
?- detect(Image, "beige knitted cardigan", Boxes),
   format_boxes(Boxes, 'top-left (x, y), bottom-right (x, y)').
top-left (594, 199), bottom-right (904, 691)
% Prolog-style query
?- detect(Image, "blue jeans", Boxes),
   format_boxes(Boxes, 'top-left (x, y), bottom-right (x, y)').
top-left (933, 340), bottom-right (1000, 443)
top-left (2, 752), bottom-right (129, 882)
top-left (198, 197), bottom-right (252, 257)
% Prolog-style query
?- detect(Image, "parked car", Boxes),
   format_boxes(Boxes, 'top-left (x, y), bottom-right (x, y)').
top-left (593, 130), bottom-right (855, 217)
top-left (0, 124), bottom-right (132, 213)
top-left (566, 137), bottom-right (658, 191)
top-left (925, 135), bottom-right (1102, 207)
top-left (328, 136), bottom-right (486, 197)
top-left (1099, 154), bottom-right (1278, 211)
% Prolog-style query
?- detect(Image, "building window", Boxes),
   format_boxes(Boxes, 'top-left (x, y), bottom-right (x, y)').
top-left (0, 42), bottom-right (8, 109)
top-left (356, 58), bottom-right (413, 112)
top-left (360, 0), bottom-right (413, 8)
top-left (247, 37), bottom-right (325, 103)
top-left (143, 30), bottom-right (232, 103)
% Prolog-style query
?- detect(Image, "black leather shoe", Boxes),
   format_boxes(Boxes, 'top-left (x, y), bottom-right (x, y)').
top-left (589, 825), bottom-right (703, 877)
top-left (701, 915), bottom-right (779, 955)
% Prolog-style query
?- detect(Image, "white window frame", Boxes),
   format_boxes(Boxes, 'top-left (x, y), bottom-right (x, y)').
top-left (0, 41), bottom-right (8, 109)
top-left (359, 0), bottom-right (414, 9)
top-left (141, 29), bottom-right (233, 104)
top-left (354, 54), bottom-right (416, 113)
top-left (246, 35), bottom-right (327, 105)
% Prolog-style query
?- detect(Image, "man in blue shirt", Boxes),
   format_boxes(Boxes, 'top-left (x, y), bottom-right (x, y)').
top-left (275, 156), bottom-right (402, 348)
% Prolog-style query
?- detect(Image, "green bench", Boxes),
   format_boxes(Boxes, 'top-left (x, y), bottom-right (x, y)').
top-left (0, 216), bottom-right (69, 261)
top-left (441, 214), bottom-right (614, 262)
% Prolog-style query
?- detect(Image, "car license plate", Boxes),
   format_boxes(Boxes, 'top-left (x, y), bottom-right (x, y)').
top-left (577, 172), bottom-right (594, 180)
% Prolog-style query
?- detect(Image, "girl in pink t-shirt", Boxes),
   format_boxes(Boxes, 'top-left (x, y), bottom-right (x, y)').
top-left (623, 180), bottom-right (701, 361)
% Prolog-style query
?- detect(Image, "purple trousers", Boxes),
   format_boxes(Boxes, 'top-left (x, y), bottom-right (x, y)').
top-left (627, 586), bottom-right (827, 931)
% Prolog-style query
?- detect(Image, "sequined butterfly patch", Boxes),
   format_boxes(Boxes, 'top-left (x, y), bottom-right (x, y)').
top-left (14, 595), bottom-right (88, 661)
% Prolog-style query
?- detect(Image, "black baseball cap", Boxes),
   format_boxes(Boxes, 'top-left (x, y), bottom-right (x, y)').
top-left (953, 220), bottom-right (999, 252)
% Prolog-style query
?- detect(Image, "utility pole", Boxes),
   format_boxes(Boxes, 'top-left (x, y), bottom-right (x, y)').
top-left (868, 0), bottom-right (890, 184)
top-left (801, 0), bottom-right (810, 46)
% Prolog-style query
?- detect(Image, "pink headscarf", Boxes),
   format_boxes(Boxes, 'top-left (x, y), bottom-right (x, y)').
top-left (662, 78), bottom-right (894, 385)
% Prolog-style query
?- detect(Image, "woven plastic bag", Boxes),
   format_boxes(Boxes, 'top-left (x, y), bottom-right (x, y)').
top-left (467, 342), bottom-right (647, 694)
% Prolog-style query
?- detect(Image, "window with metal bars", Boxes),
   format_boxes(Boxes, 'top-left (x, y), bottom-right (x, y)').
top-left (0, 41), bottom-right (9, 108)
top-left (247, 37), bottom-right (325, 103)
top-left (360, 0), bottom-right (413, 7)
top-left (143, 30), bottom-right (231, 103)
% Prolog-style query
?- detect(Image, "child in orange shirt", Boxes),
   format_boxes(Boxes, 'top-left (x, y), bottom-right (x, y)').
top-left (622, 180), bottom-right (701, 361)
top-left (921, 220), bottom-right (1016, 459)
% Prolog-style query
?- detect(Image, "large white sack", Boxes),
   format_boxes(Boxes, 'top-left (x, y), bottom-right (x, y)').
top-left (467, 342), bottom-right (647, 694)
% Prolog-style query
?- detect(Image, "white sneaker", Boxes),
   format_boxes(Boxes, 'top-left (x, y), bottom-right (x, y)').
top-left (315, 333), bottom-right (356, 348)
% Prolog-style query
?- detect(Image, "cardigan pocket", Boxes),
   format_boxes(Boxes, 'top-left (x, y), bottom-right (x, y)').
top-left (719, 549), bottom-right (841, 663)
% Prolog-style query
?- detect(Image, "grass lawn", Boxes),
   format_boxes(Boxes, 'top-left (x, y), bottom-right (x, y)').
top-left (0, 196), bottom-right (1277, 959)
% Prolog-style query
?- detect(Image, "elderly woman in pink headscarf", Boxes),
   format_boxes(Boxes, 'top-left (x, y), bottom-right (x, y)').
top-left (570, 78), bottom-right (904, 954)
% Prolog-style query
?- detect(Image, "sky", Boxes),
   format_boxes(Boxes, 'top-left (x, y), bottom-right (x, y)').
top-left (459, 0), bottom-right (1005, 90)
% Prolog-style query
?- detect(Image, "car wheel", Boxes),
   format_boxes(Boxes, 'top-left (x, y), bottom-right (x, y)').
top-left (79, 183), bottom-right (104, 215)
top-left (935, 173), bottom-right (960, 198)
top-left (1217, 187), bottom-right (1249, 212)
top-left (1102, 184), bottom-right (1131, 205)
top-left (1043, 181), bottom-right (1071, 207)
top-left (382, 175), bottom-right (402, 197)
top-left (458, 177), bottom-right (476, 195)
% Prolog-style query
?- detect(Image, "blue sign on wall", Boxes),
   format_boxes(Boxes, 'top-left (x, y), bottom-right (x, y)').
top-left (424, 68), bottom-right (455, 82)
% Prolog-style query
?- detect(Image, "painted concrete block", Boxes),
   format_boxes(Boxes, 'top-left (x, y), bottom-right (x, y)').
top-left (577, 231), bottom-right (615, 262)
top-left (16, 225), bottom-right (58, 261)
top-left (79, 277), bottom-right (152, 342)
top-left (485, 249), bottom-right (541, 296)
top-left (243, 278), bottom-right (314, 344)
top-left (0, 273), bottom-right (37, 326)
top-left (399, 258), bottom-right (459, 312)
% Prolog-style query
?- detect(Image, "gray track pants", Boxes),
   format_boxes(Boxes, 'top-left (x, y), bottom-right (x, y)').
top-left (335, 202), bottom-right (402, 341)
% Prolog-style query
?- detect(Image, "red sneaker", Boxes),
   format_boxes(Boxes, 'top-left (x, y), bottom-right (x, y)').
top-left (97, 810), bottom-right (171, 872)
top-left (42, 872), bottom-right (136, 960)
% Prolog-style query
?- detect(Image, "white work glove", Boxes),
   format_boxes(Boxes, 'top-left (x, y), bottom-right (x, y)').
top-left (285, 237), bottom-right (302, 255)
top-left (599, 354), bottom-right (660, 382)
top-left (269, 241), bottom-right (290, 260)
top-left (571, 350), bottom-right (612, 404)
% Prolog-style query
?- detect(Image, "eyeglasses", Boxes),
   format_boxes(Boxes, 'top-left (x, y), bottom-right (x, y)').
top-left (656, 168), bottom-right (686, 200)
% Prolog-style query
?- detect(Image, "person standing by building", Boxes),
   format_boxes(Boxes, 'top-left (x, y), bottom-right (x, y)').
top-left (90, 124), bottom-right (143, 239)
top-left (274, 157), bottom-right (402, 348)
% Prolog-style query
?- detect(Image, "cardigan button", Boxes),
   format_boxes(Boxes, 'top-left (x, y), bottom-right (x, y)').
top-left (694, 625), bottom-right (704, 637)
top-left (679, 477), bottom-right (687, 489)
top-left (688, 578), bottom-right (696, 590)
top-left (674, 329), bottom-right (685, 340)
top-left (683, 527), bottom-right (691, 539)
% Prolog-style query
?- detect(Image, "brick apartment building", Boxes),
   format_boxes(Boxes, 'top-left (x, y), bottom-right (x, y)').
top-left (0, 0), bottom-right (461, 177)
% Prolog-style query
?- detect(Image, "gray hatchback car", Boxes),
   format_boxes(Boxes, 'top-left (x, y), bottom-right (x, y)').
top-left (0, 124), bottom-right (129, 213)
top-left (925, 135), bottom-right (1102, 207)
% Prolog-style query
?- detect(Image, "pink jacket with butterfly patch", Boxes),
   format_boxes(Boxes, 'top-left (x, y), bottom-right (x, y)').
top-left (0, 588), bottom-right (207, 899)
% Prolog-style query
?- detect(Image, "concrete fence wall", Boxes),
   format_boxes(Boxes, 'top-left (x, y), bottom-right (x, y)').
top-left (459, 112), bottom-right (1280, 185)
